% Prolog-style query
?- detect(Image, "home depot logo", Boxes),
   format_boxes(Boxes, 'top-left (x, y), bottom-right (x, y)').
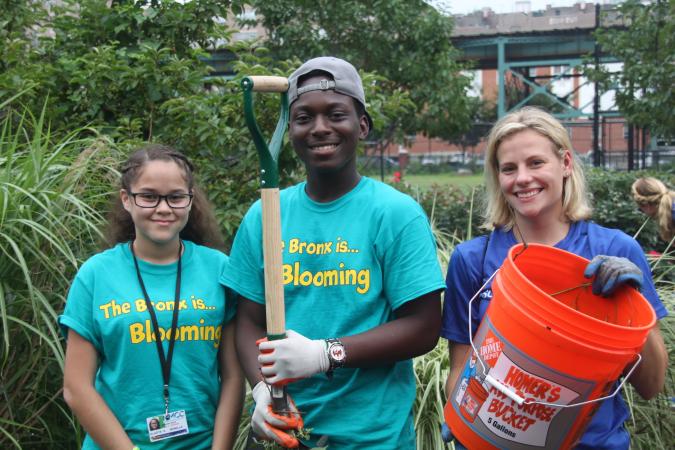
top-left (479, 330), bottom-right (503, 367)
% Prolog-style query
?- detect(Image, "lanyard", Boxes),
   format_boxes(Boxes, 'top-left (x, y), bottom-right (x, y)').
top-left (130, 240), bottom-right (182, 418)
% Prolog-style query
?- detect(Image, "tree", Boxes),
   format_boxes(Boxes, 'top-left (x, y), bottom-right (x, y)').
top-left (0, 1), bottom-right (52, 108)
top-left (45, 0), bottom-right (245, 137)
top-left (0, 0), bottom-right (416, 242)
top-left (588, 0), bottom-right (675, 139)
top-left (247, 0), bottom-right (475, 142)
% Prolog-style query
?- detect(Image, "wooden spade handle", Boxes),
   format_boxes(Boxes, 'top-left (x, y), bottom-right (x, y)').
top-left (261, 188), bottom-right (285, 337)
top-left (249, 76), bottom-right (289, 93)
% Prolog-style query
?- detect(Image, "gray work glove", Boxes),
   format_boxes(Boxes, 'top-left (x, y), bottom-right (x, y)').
top-left (250, 381), bottom-right (302, 448)
top-left (583, 255), bottom-right (643, 297)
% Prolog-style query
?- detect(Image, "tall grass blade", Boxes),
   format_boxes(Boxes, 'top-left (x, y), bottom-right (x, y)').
top-left (0, 96), bottom-right (121, 447)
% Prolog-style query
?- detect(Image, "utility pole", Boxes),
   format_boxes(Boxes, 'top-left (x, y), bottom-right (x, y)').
top-left (592, 3), bottom-right (601, 168)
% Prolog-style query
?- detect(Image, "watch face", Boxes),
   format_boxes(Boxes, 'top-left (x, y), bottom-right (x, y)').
top-left (329, 343), bottom-right (346, 362)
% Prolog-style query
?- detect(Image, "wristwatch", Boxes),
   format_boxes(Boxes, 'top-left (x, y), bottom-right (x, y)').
top-left (325, 338), bottom-right (346, 376)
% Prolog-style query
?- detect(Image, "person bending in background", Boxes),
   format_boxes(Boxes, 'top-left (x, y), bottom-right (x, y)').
top-left (632, 176), bottom-right (675, 244)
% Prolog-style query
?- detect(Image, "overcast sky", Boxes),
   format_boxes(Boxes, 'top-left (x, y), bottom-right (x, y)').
top-left (427, 0), bottom-right (623, 15)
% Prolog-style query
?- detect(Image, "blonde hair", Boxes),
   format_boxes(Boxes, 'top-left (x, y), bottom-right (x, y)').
top-left (631, 177), bottom-right (675, 241)
top-left (482, 106), bottom-right (592, 230)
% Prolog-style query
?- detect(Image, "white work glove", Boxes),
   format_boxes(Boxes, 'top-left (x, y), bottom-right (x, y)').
top-left (251, 381), bottom-right (302, 448)
top-left (258, 329), bottom-right (330, 385)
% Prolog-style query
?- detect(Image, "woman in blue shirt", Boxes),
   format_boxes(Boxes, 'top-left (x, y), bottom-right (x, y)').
top-left (442, 107), bottom-right (668, 449)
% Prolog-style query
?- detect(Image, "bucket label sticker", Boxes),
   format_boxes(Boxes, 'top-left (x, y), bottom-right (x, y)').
top-left (460, 383), bottom-right (482, 420)
top-left (449, 316), bottom-right (597, 449)
top-left (477, 353), bottom-right (580, 446)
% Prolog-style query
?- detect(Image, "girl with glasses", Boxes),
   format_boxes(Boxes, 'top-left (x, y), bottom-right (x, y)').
top-left (60, 144), bottom-right (243, 449)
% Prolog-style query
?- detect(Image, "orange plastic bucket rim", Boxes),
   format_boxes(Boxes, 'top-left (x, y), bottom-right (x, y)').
top-left (502, 243), bottom-right (656, 343)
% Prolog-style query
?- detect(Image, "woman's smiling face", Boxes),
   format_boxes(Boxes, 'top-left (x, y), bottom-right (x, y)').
top-left (497, 128), bottom-right (572, 225)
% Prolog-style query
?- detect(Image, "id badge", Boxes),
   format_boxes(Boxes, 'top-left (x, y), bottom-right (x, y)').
top-left (146, 410), bottom-right (189, 442)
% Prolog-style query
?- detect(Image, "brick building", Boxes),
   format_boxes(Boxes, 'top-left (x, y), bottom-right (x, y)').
top-left (383, 1), bottom-right (638, 171)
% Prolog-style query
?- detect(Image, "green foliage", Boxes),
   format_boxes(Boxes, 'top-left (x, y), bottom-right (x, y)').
top-left (394, 168), bottom-right (673, 253)
top-left (395, 181), bottom-right (486, 242)
top-left (587, 0), bottom-right (675, 138)
top-left (52, 0), bottom-right (243, 55)
top-left (44, 0), bottom-right (241, 136)
top-left (624, 283), bottom-right (674, 449)
top-left (0, 2), bottom-right (51, 103)
top-left (0, 1), bottom-right (267, 245)
top-left (0, 99), bottom-right (122, 448)
top-left (248, 0), bottom-right (475, 141)
top-left (413, 339), bottom-right (452, 450)
top-left (2, 1), bottom-right (239, 131)
top-left (0, 1), bottom-right (418, 247)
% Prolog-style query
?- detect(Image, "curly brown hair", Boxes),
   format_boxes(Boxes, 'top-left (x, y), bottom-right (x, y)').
top-left (105, 144), bottom-right (224, 250)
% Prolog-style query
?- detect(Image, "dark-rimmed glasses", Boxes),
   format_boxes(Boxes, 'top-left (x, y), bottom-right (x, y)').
top-left (129, 192), bottom-right (193, 209)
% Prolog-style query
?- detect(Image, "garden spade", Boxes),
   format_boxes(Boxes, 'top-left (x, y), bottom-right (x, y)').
top-left (241, 75), bottom-right (299, 435)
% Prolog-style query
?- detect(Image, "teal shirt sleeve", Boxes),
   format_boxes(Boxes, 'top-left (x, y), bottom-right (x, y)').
top-left (219, 255), bottom-right (239, 323)
top-left (382, 212), bottom-right (446, 310)
top-left (59, 260), bottom-right (102, 351)
top-left (223, 288), bottom-right (237, 323)
top-left (220, 202), bottom-right (266, 303)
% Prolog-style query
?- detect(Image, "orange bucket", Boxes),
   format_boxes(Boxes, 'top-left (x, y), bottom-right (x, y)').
top-left (444, 243), bottom-right (655, 449)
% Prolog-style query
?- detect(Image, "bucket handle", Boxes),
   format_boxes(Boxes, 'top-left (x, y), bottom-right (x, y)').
top-left (467, 269), bottom-right (643, 408)
top-left (483, 355), bottom-right (642, 407)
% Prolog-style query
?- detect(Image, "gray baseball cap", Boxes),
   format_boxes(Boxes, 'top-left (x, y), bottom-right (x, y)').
top-left (288, 56), bottom-right (373, 130)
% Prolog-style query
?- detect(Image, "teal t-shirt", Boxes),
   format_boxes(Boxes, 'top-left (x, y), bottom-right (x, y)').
top-left (59, 241), bottom-right (236, 449)
top-left (222, 177), bottom-right (445, 449)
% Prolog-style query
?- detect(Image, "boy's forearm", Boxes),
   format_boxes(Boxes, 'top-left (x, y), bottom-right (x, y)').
top-left (341, 291), bottom-right (442, 367)
top-left (235, 299), bottom-right (268, 387)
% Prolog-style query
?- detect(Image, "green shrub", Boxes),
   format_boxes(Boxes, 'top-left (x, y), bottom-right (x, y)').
top-left (394, 167), bottom-right (674, 253)
top-left (394, 181), bottom-right (485, 242)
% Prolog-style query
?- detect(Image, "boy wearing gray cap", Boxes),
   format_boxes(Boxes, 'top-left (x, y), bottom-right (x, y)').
top-left (223, 56), bottom-right (445, 449)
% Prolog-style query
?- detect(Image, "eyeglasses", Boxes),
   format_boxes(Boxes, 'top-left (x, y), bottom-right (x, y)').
top-left (129, 192), bottom-right (193, 209)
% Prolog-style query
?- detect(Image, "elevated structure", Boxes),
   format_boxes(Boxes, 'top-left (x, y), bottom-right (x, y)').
top-left (452, 2), bottom-right (623, 120)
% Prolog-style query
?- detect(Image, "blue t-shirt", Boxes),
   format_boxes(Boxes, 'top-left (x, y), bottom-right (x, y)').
top-left (59, 241), bottom-right (236, 449)
top-left (222, 176), bottom-right (445, 450)
top-left (441, 221), bottom-right (667, 450)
